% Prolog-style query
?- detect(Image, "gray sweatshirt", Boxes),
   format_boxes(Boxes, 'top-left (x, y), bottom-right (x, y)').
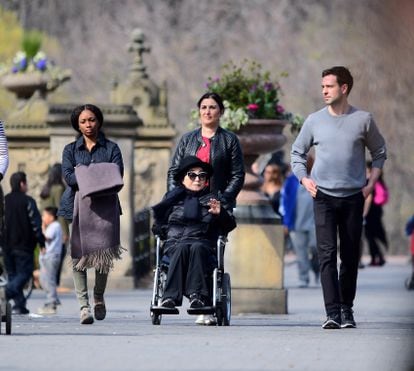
top-left (291, 106), bottom-right (387, 197)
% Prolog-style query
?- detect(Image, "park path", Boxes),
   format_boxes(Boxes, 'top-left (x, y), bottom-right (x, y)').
top-left (1, 255), bottom-right (413, 371)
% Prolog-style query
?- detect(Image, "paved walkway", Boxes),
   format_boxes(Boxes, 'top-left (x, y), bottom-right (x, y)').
top-left (1, 256), bottom-right (413, 371)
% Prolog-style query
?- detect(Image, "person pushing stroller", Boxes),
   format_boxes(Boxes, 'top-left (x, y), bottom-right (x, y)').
top-left (152, 156), bottom-right (236, 309)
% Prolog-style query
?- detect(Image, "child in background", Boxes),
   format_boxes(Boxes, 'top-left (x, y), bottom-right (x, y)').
top-left (38, 207), bottom-right (63, 314)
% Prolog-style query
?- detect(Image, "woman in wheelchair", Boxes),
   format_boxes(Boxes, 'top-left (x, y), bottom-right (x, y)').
top-left (152, 156), bottom-right (236, 309)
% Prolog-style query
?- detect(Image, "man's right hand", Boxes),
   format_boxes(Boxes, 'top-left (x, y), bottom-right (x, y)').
top-left (301, 177), bottom-right (318, 198)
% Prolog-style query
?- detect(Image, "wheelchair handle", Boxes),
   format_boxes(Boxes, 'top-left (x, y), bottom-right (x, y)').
top-left (155, 235), bottom-right (161, 268)
top-left (217, 235), bottom-right (227, 270)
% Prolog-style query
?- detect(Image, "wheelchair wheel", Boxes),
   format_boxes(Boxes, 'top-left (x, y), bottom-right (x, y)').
top-left (5, 302), bottom-right (11, 335)
top-left (222, 273), bottom-right (231, 326)
top-left (216, 306), bottom-right (223, 326)
top-left (151, 311), bottom-right (162, 325)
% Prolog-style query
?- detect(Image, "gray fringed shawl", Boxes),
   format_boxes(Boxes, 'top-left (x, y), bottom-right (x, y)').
top-left (71, 163), bottom-right (124, 273)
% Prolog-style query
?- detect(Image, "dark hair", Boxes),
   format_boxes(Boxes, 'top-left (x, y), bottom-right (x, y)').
top-left (40, 163), bottom-right (64, 199)
top-left (10, 171), bottom-right (27, 192)
top-left (70, 104), bottom-right (104, 133)
top-left (43, 206), bottom-right (58, 219)
top-left (197, 92), bottom-right (225, 113)
top-left (322, 66), bottom-right (353, 95)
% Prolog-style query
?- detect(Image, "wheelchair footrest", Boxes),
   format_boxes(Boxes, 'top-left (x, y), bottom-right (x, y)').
top-left (151, 306), bottom-right (179, 315)
top-left (187, 306), bottom-right (216, 315)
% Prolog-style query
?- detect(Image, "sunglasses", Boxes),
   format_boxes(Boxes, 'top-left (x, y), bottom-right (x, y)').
top-left (187, 171), bottom-right (208, 181)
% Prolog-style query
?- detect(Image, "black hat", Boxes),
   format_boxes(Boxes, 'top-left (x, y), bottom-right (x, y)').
top-left (174, 156), bottom-right (213, 181)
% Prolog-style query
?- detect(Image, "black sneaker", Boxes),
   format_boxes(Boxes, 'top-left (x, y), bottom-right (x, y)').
top-left (160, 298), bottom-right (176, 308)
top-left (341, 307), bottom-right (356, 328)
top-left (322, 313), bottom-right (341, 329)
top-left (12, 306), bottom-right (30, 315)
top-left (189, 293), bottom-right (205, 308)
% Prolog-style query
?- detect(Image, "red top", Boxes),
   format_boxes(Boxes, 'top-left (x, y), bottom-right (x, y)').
top-left (196, 137), bottom-right (211, 186)
top-left (196, 137), bottom-right (211, 164)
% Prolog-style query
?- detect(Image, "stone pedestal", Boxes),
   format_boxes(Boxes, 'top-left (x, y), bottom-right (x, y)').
top-left (225, 120), bottom-right (288, 314)
top-left (226, 205), bottom-right (287, 314)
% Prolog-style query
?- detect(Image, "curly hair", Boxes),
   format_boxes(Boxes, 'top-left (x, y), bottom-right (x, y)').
top-left (70, 104), bottom-right (104, 133)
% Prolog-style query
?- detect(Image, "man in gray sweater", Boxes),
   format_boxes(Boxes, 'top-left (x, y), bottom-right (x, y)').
top-left (291, 66), bottom-right (386, 329)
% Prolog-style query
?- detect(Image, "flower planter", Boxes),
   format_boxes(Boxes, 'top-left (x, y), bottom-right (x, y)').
top-left (235, 119), bottom-right (287, 204)
top-left (1, 72), bottom-right (49, 99)
top-left (228, 118), bottom-right (288, 314)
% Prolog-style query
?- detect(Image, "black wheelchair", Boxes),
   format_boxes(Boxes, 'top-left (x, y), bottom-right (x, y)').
top-left (150, 235), bottom-right (231, 326)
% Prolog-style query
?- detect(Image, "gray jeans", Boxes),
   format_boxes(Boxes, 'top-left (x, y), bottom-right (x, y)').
top-left (290, 229), bottom-right (318, 284)
top-left (39, 254), bottom-right (61, 305)
top-left (69, 223), bottom-right (108, 309)
top-left (72, 260), bottom-right (108, 309)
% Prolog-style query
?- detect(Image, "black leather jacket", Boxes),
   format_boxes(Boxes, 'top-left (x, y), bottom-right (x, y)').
top-left (167, 127), bottom-right (245, 208)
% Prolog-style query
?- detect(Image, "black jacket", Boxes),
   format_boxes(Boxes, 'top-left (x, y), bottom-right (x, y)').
top-left (4, 191), bottom-right (45, 254)
top-left (152, 187), bottom-right (236, 244)
top-left (167, 127), bottom-right (245, 208)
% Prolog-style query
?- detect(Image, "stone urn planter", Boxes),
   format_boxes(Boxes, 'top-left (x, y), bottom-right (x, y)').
top-left (1, 70), bottom-right (71, 102)
top-left (1, 72), bottom-right (49, 99)
top-left (227, 118), bottom-right (288, 314)
top-left (235, 118), bottom-right (287, 205)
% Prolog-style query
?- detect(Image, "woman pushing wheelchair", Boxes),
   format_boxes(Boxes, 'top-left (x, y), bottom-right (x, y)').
top-left (152, 156), bottom-right (236, 310)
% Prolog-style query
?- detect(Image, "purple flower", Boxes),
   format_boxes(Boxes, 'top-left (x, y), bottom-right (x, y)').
top-left (35, 58), bottom-right (47, 71)
top-left (276, 104), bottom-right (285, 114)
top-left (249, 84), bottom-right (258, 93)
top-left (264, 82), bottom-right (274, 91)
top-left (11, 66), bottom-right (18, 73)
top-left (19, 57), bottom-right (27, 71)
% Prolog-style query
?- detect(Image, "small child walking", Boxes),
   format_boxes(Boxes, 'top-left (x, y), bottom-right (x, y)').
top-left (38, 207), bottom-right (63, 314)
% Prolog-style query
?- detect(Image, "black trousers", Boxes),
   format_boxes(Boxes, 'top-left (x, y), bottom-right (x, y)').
top-left (313, 190), bottom-right (364, 315)
top-left (163, 240), bottom-right (214, 306)
top-left (365, 204), bottom-right (388, 263)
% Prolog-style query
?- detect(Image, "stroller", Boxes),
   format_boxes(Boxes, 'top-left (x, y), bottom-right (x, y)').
top-left (150, 234), bottom-right (231, 326)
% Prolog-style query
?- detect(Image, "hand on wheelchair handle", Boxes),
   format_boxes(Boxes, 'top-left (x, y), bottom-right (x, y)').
top-left (151, 224), bottom-right (167, 239)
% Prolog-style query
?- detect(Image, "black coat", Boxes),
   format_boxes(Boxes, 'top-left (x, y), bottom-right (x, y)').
top-left (167, 127), bottom-right (245, 209)
top-left (152, 187), bottom-right (236, 245)
top-left (4, 191), bottom-right (45, 254)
